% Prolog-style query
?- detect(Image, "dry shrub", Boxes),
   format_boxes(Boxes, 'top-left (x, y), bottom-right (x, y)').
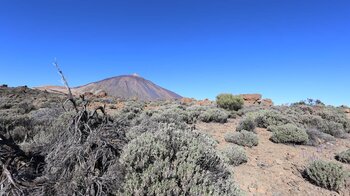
top-left (236, 117), bottom-right (256, 132)
top-left (43, 110), bottom-right (127, 196)
top-left (199, 108), bottom-right (229, 123)
top-left (304, 160), bottom-right (348, 192)
top-left (225, 130), bottom-right (259, 147)
top-left (120, 128), bottom-right (242, 195)
top-left (269, 124), bottom-right (309, 144)
top-left (223, 145), bottom-right (248, 166)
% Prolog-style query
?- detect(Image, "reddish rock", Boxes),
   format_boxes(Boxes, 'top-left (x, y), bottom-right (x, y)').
top-left (180, 97), bottom-right (195, 105)
top-left (344, 108), bottom-right (350, 113)
top-left (241, 94), bottom-right (262, 101)
top-left (241, 94), bottom-right (262, 105)
top-left (239, 93), bottom-right (273, 107)
top-left (197, 99), bottom-right (213, 106)
top-left (261, 99), bottom-right (274, 107)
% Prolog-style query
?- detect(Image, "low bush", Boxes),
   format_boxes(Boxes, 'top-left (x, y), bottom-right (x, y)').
top-left (120, 129), bottom-right (242, 195)
top-left (301, 115), bottom-right (347, 138)
top-left (223, 145), bottom-right (248, 166)
top-left (236, 117), bottom-right (256, 132)
top-left (253, 109), bottom-right (292, 128)
top-left (269, 124), bottom-right (309, 144)
top-left (304, 160), bottom-right (348, 191)
top-left (225, 130), bottom-right (259, 147)
top-left (305, 128), bottom-right (335, 146)
top-left (199, 108), bottom-right (229, 123)
top-left (186, 105), bottom-right (210, 122)
top-left (335, 149), bottom-right (350, 164)
top-left (216, 94), bottom-right (244, 111)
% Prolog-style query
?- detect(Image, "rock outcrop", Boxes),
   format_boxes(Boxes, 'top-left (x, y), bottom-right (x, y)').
top-left (240, 94), bottom-right (273, 107)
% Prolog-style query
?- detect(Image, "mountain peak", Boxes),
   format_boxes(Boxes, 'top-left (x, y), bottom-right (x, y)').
top-left (74, 75), bottom-right (181, 101)
top-left (36, 75), bottom-right (182, 101)
top-left (131, 73), bottom-right (140, 77)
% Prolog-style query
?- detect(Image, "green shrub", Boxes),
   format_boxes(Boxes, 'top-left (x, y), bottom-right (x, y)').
top-left (199, 108), bottom-right (229, 123)
top-left (316, 107), bottom-right (350, 133)
top-left (127, 109), bottom-right (189, 140)
top-left (120, 129), bottom-right (242, 195)
top-left (216, 94), bottom-right (244, 111)
top-left (304, 160), bottom-right (348, 191)
top-left (186, 105), bottom-right (211, 122)
top-left (223, 145), bottom-right (248, 166)
top-left (269, 124), bottom-right (309, 144)
top-left (301, 115), bottom-right (347, 138)
top-left (253, 109), bottom-right (292, 128)
top-left (225, 130), bottom-right (259, 147)
top-left (335, 149), bottom-right (350, 164)
top-left (236, 117), bottom-right (256, 132)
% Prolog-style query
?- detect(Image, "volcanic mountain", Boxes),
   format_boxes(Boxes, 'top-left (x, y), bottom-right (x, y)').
top-left (37, 74), bottom-right (182, 101)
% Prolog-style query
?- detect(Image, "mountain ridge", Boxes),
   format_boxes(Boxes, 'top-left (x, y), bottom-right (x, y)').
top-left (36, 75), bottom-right (182, 101)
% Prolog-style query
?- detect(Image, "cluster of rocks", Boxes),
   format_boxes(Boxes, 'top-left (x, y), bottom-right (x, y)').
top-left (180, 98), bottom-right (213, 106)
top-left (180, 94), bottom-right (273, 107)
top-left (240, 94), bottom-right (273, 107)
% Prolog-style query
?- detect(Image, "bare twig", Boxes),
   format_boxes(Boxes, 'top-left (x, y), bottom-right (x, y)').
top-left (53, 59), bottom-right (78, 113)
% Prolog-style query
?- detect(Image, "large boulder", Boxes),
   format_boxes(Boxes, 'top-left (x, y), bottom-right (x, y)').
top-left (241, 94), bottom-right (262, 105)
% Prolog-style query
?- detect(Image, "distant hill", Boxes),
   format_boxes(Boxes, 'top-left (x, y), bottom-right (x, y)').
top-left (36, 74), bottom-right (182, 101)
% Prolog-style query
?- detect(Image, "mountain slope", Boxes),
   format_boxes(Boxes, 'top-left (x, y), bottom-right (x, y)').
top-left (74, 75), bottom-right (181, 101)
top-left (37, 75), bottom-right (182, 101)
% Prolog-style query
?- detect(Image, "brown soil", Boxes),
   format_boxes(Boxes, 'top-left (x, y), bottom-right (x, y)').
top-left (197, 118), bottom-right (350, 196)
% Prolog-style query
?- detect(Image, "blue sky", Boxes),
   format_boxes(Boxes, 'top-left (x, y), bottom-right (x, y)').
top-left (0, 0), bottom-right (349, 106)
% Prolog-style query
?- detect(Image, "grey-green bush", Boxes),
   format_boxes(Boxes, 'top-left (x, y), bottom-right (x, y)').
top-left (216, 94), bottom-right (244, 111)
top-left (225, 130), bottom-right (259, 147)
top-left (301, 115), bottom-right (347, 138)
top-left (236, 117), bottom-right (256, 132)
top-left (199, 108), bottom-right (229, 123)
top-left (304, 160), bottom-right (348, 191)
top-left (120, 129), bottom-right (242, 195)
top-left (335, 149), bottom-right (350, 164)
top-left (253, 109), bottom-right (292, 128)
top-left (305, 128), bottom-right (335, 146)
top-left (269, 124), bottom-right (309, 144)
top-left (223, 145), bottom-right (248, 166)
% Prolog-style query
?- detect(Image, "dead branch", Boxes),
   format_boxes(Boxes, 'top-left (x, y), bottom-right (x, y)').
top-left (53, 60), bottom-right (78, 113)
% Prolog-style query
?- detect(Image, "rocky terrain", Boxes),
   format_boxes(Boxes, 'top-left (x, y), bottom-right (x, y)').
top-left (0, 86), bottom-right (349, 195)
top-left (197, 120), bottom-right (350, 196)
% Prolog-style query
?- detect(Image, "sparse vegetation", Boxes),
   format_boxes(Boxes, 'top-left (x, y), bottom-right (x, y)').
top-left (304, 160), bottom-right (348, 191)
top-left (216, 93), bottom-right (244, 111)
top-left (0, 86), bottom-right (244, 195)
top-left (1, 85), bottom-right (350, 195)
top-left (225, 130), bottom-right (259, 147)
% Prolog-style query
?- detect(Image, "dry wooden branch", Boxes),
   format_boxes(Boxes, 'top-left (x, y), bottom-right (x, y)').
top-left (53, 60), bottom-right (78, 113)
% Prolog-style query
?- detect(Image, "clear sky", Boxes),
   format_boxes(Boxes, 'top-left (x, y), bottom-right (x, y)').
top-left (0, 0), bottom-right (349, 106)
